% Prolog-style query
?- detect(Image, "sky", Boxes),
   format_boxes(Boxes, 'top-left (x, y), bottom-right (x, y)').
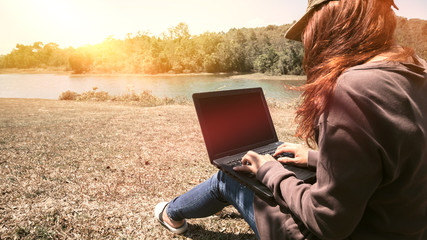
top-left (0, 0), bottom-right (426, 55)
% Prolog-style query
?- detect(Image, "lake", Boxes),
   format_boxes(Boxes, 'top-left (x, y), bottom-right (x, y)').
top-left (0, 73), bottom-right (305, 102)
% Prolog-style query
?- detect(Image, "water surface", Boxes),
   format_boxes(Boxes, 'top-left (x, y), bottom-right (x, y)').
top-left (0, 74), bottom-right (304, 102)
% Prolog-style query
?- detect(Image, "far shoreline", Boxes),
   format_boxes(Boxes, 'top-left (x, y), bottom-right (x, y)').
top-left (0, 68), bottom-right (307, 81)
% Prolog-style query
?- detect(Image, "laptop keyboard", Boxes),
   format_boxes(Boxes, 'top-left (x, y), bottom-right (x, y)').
top-left (226, 149), bottom-right (295, 167)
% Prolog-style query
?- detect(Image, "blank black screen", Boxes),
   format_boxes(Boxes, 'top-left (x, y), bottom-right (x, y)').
top-left (198, 90), bottom-right (276, 158)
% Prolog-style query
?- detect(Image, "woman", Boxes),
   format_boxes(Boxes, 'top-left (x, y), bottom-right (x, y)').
top-left (154, 0), bottom-right (427, 239)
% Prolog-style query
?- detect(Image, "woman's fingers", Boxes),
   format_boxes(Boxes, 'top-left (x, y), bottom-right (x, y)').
top-left (233, 151), bottom-right (257, 172)
top-left (274, 143), bottom-right (309, 168)
top-left (274, 142), bottom-right (297, 156)
top-left (277, 157), bottom-right (299, 166)
top-left (233, 151), bottom-right (275, 174)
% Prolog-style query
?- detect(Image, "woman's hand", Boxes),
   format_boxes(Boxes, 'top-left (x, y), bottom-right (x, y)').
top-left (233, 143), bottom-right (310, 174)
top-left (233, 151), bottom-right (275, 174)
top-left (273, 142), bottom-right (309, 168)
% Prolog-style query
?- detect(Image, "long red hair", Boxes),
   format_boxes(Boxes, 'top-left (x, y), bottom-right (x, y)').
top-left (296, 0), bottom-right (411, 145)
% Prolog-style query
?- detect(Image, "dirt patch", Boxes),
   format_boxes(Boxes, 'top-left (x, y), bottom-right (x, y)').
top-left (0, 98), bottom-right (301, 239)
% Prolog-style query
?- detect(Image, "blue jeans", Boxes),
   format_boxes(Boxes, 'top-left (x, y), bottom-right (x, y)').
top-left (167, 170), bottom-right (260, 238)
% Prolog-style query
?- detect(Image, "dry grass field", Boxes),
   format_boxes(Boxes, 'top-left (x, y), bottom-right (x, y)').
top-left (0, 98), bottom-right (301, 239)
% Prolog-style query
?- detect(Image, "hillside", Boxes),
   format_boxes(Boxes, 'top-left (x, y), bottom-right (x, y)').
top-left (395, 16), bottom-right (427, 60)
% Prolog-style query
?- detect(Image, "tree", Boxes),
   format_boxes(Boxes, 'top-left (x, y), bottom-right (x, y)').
top-left (254, 46), bottom-right (279, 74)
top-left (165, 22), bottom-right (191, 41)
top-left (69, 51), bottom-right (92, 74)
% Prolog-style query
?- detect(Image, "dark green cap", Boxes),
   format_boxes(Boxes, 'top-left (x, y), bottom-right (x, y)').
top-left (285, 0), bottom-right (339, 42)
top-left (285, 0), bottom-right (398, 42)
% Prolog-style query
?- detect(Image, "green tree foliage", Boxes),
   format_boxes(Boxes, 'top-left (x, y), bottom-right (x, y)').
top-left (1, 18), bottom-right (426, 74)
top-left (255, 46), bottom-right (279, 73)
top-left (0, 42), bottom-right (69, 69)
top-left (68, 51), bottom-right (93, 74)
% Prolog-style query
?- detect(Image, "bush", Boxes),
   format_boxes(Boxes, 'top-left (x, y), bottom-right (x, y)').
top-left (58, 91), bottom-right (79, 100)
top-left (68, 52), bottom-right (92, 74)
top-left (58, 88), bottom-right (190, 107)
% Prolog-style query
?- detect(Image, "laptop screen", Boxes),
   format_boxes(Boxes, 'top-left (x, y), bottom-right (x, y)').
top-left (193, 88), bottom-right (278, 160)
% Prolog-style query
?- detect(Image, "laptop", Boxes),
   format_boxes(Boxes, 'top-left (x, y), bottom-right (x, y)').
top-left (192, 87), bottom-right (316, 204)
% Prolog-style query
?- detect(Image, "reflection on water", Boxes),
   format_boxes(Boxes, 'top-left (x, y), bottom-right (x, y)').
top-left (0, 74), bottom-right (304, 102)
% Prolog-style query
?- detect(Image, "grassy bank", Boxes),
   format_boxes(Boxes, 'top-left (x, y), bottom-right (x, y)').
top-left (0, 68), bottom-right (306, 82)
top-left (0, 99), bottom-right (301, 239)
